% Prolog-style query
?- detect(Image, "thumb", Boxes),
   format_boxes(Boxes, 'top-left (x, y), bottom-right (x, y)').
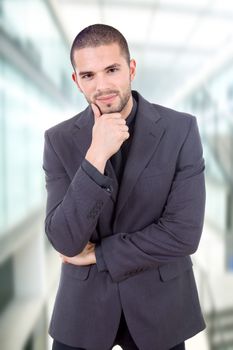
top-left (91, 103), bottom-right (101, 122)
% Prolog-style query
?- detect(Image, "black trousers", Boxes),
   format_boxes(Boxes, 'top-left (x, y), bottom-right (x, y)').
top-left (52, 311), bottom-right (185, 350)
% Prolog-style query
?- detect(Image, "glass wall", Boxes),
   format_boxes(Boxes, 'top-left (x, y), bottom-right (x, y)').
top-left (177, 59), bottom-right (233, 186)
top-left (1, 0), bottom-right (72, 91)
top-left (176, 57), bottom-right (233, 271)
top-left (0, 0), bottom-right (81, 235)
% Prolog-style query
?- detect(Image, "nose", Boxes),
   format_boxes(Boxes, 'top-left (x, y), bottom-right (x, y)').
top-left (95, 73), bottom-right (108, 92)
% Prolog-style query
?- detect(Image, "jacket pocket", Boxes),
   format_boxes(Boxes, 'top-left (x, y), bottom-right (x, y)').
top-left (61, 263), bottom-right (91, 280)
top-left (158, 256), bottom-right (193, 282)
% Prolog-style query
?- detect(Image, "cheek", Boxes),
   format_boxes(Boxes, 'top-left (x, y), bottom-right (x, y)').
top-left (79, 83), bottom-right (94, 98)
top-left (115, 75), bottom-right (130, 92)
top-left (78, 78), bottom-right (93, 92)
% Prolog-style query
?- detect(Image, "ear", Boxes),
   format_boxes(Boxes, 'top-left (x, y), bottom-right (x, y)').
top-left (72, 72), bottom-right (83, 93)
top-left (129, 59), bottom-right (136, 81)
top-left (72, 72), bottom-right (76, 82)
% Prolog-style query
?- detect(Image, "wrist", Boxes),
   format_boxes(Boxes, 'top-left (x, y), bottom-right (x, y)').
top-left (85, 147), bottom-right (107, 174)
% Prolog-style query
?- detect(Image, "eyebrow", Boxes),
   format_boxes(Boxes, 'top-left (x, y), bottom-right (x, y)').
top-left (78, 63), bottom-right (121, 77)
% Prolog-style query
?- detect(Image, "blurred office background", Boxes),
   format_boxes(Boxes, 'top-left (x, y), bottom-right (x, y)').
top-left (0, 0), bottom-right (233, 349)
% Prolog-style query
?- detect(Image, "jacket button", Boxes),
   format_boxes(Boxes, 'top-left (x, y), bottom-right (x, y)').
top-left (105, 186), bottom-right (111, 193)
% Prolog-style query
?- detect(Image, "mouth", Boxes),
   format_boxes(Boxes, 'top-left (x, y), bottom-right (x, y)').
top-left (96, 94), bottom-right (118, 103)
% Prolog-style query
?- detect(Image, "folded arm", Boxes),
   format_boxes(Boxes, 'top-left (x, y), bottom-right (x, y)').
top-left (95, 117), bottom-right (206, 282)
top-left (42, 130), bottom-right (113, 256)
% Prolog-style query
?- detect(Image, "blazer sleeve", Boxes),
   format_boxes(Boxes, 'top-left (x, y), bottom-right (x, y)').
top-left (98, 116), bottom-right (206, 282)
top-left (42, 130), bottom-right (112, 256)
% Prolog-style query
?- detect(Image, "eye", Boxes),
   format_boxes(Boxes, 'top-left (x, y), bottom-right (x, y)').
top-left (81, 73), bottom-right (93, 80)
top-left (107, 67), bottom-right (119, 73)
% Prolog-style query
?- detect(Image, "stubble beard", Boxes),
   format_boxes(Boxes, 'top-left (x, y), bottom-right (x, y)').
top-left (86, 84), bottom-right (132, 115)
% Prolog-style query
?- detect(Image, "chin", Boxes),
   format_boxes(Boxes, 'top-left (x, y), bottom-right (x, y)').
top-left (101, 104), bottom-right (122, 114)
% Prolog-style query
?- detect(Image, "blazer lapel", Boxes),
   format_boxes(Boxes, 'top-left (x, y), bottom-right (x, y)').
top-left (113, 93), bottom-right (165, 229)
top-left (72, 105), bottom-right (118, 203)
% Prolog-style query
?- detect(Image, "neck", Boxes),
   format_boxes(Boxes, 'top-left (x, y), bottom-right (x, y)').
top-left (121, 94), bottom-right (133, 120)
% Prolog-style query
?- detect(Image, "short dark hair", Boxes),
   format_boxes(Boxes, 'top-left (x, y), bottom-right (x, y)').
top-left (70, 24), bottom-right (130, 70)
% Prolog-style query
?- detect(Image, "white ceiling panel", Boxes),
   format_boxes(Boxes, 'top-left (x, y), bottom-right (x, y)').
top-left (148, 12), bottom-right (198, 46)
top-left (113, 0), bottom-right (157, 4)
top-left (189, 17), bottom-right (233, 50)
top-left (161, 0), bottom-right (210, 9)
top-left (56, 4), bottom-right (101, 43)
top-left (213, 0), bottom-right (233, 14)
top-left (102, 6), bottom-right (152, 44)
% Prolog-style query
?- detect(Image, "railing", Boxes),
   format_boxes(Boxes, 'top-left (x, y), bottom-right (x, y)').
top-left (200, 85), bottom-right (233, 188)
top-left (194, 260), bottom-right (233, 350)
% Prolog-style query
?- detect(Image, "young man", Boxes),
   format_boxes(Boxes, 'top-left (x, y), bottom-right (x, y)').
top-left (43, 24), bottom-right (206, 350)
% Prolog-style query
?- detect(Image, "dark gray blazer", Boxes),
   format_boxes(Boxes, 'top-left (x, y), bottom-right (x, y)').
top-left (43, 91), bottom-right (206, 350)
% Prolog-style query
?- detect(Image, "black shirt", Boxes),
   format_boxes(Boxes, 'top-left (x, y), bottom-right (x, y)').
top-left (81, 96), bottom-right (138, 271)
top-left (82, 96), bottom-right (137, 189)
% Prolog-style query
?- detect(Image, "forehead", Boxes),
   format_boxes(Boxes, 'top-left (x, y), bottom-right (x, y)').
top-left (73, 43), bottom-right (125, 71)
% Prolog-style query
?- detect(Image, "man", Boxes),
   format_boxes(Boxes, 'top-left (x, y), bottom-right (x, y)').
top-left (43, 24), bottom-right (206, 350)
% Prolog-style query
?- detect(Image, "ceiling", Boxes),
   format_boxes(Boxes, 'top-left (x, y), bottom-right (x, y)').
top-left (50, 0), bottom-right (233, 105)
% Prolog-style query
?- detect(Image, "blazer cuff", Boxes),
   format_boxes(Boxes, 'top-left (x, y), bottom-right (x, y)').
top-left (95, 242), bottom-right (108, 272)
top-left (81, 158), bottom-right (113, 191)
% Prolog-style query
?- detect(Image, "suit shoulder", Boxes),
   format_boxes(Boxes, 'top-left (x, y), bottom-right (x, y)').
top-left (152, 103), bottom-right (196, 125)
top-left (150, 103), bottom-right (199, 142)
top-left (44, 108), bottom-right (86, 139)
